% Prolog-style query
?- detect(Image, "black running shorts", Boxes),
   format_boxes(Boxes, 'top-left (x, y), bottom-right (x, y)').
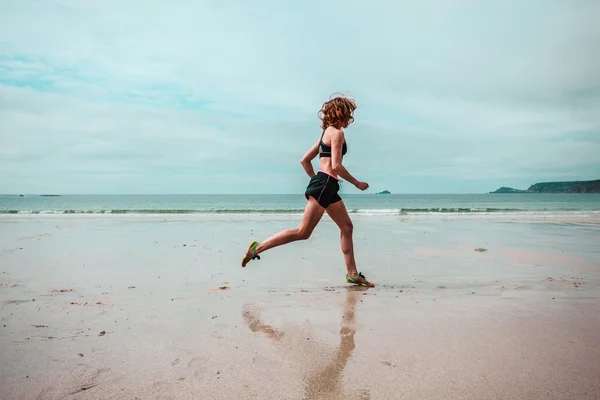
top-left (304, 171), bottom-right (341, 208)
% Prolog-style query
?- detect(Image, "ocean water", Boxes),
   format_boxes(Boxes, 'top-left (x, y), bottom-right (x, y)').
top-left (1, 194), bottom-right (599, 216)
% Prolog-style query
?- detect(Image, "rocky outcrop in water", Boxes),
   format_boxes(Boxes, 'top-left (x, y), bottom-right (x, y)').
top-left (490, 180), bottom-right (600, 194)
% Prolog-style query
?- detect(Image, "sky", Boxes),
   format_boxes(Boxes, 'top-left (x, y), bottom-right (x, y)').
top-left (1, 0), bottom-right (599, 194)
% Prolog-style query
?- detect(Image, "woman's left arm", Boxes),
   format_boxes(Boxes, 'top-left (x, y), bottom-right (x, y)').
top-left (299, 138), bottom-right (320, 178)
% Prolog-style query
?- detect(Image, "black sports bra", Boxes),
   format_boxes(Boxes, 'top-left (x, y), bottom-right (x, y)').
top-left (318, 131), bottom-right (347, 158)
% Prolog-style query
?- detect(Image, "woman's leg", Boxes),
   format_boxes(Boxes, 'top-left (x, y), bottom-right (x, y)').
top-left (325, 200), bottom-right (374, 287)
top-left (241, 196), bottom-right (325, 267)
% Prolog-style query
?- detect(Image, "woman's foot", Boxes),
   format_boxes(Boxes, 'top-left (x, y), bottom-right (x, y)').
top-left (241, 240), bottom-right (260, 267)
top-left (346, 272), bottom-right (375, 287)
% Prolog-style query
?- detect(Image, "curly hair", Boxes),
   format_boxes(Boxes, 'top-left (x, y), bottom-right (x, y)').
top-left (318, 94), bottom-right (358, 130)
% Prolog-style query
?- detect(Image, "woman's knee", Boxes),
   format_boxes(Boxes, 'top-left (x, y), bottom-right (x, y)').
top-left (295, 226), bottom-right (313, 240)
top-left (341, 221), bottom-right (353, 235)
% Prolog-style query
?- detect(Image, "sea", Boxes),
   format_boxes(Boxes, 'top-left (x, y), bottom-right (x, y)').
top-left (1, 194), bottom-right (599, 216)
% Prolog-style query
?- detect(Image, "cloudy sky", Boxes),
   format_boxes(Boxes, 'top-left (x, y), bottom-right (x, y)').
top-left (1, 0), bottom-right (599, 194)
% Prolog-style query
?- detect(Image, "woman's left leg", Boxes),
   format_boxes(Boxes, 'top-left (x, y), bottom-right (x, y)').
top-left (241, 196), bottom-right (325, 267)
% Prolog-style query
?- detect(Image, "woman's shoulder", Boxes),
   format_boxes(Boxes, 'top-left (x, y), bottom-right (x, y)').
top-left (325, 126), bottom-right (344, 137)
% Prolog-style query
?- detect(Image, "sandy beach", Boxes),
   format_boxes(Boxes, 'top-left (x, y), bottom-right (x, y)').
top-left (1, 213), bottom-right (599, 399)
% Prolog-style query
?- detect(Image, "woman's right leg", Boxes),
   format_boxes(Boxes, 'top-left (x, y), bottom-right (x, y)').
top-left (325, 199), bottom-right (374, 287)
top-left (241, 196), bottom-right (325, 267)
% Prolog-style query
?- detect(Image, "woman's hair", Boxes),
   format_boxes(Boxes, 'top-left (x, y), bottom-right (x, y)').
top-left (318, 93), bottom-right (358, 130)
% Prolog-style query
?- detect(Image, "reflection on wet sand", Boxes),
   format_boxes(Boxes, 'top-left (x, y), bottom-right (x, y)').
top-left (302, 286), bottom-right (370, 400)
top-left (241, 286), bottom-right (370, 399)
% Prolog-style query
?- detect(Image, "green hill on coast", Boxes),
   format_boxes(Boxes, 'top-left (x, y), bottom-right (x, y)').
top-left (490, 180), bottom-right (600, 194)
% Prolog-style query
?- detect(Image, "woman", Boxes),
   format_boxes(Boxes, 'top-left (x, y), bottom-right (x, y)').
top-left (241, 94), bottom-right (374, 287)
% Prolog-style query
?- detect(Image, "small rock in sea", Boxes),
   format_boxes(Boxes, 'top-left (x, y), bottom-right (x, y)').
top-left (183, 244), bottom-right (186, 247)
top-left (78, 353), bottom-right (84, 357)
top-left (211, 315), bottom-right (217, 319)
top-left (99, 331), bottom-right (106, 336)
top-left (474, 248), bottom-right (488, 252)
top-left (437, 285), bottom-right (447, 289)
top-left (128, 286), bottom-right (136, 289)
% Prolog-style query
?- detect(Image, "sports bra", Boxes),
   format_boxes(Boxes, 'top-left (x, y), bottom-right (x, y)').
top-left (318, 130), bottom-right (347, 158)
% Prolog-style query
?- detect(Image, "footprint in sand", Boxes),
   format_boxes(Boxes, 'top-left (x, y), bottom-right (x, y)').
top-left (145, 380), bottom-right (186, 400)
top-left (187, 355), bottom-right (230, 382)
top-left (188, 356), bottom-right (210, 379)
top-left (359, 389), bottom-right (372, 400)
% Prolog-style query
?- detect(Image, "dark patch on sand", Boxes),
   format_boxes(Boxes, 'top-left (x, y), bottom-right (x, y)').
top-left (2, 299), bottom-right (31, 305)
top-left (51, 289), bottom-right (74, 293)
top-left (242, 306), bottom-right (284, 341)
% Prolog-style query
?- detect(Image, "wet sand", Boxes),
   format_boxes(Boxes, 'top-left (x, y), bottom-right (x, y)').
top-left (1, 214), bottom-right (599, 399)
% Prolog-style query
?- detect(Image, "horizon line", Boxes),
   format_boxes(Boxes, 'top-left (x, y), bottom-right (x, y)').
top-left (3, 192), bottom-right (595, 196)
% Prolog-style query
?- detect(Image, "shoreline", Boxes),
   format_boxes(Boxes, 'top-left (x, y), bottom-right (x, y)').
top-left (1, 211), bottom-right (600, 221)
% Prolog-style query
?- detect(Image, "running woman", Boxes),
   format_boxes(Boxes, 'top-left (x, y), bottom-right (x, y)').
top-left (241, 94), bottom-right (374, 287)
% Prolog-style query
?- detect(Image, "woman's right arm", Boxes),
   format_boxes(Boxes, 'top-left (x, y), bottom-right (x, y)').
top-left (330, 130), bottom-right (369, 190)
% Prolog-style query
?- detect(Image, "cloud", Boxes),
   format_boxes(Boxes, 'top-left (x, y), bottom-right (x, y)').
top-left (0, 0), bottom-right (599, 194)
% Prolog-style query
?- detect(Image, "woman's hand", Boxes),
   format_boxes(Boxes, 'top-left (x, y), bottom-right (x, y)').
top-left (355, 181), bottom-right (369, 191)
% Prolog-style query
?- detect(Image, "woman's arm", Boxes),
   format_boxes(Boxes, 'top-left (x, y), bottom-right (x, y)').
top-left (299, 138), bottom-right (320, 178)
top-left (331, 130), bottom-right (368, 190)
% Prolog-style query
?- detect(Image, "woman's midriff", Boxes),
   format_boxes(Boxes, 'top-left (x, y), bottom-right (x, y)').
top-left (317, 159), bottom-right (338, 180)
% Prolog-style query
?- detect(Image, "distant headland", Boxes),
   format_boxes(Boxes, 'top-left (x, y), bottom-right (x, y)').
top-left (376, 190), bottom-right (391, 194)
top-left (490, 179), bottom-right (600, 194)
